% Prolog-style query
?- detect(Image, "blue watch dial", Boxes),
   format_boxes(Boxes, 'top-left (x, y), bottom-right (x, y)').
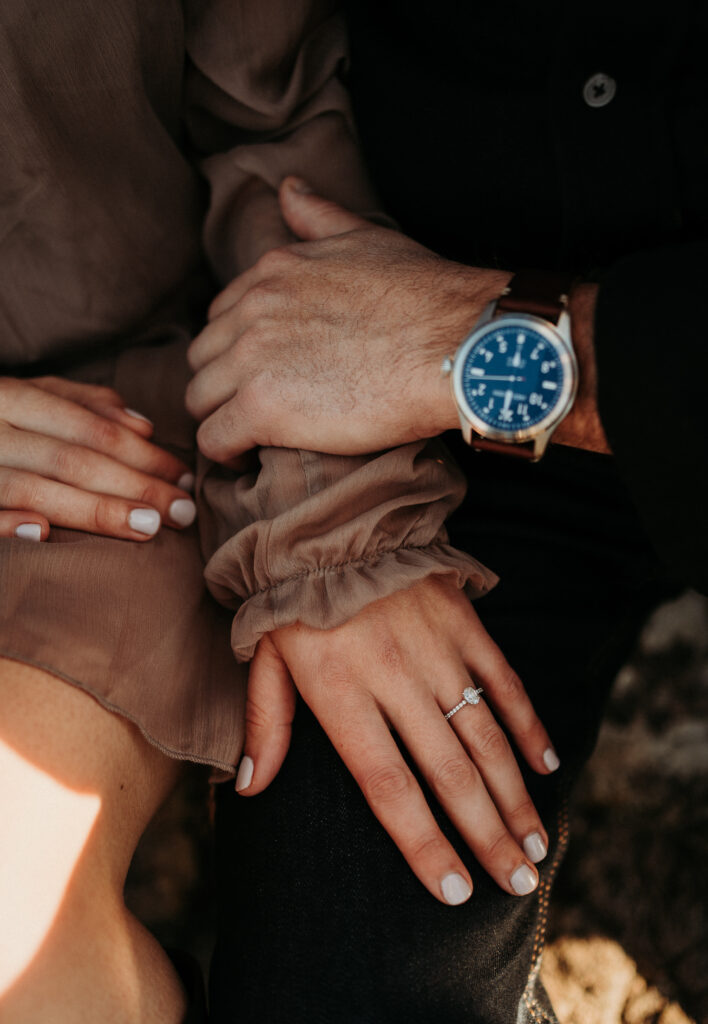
top-left (461, 324), bottom-right (565, 431)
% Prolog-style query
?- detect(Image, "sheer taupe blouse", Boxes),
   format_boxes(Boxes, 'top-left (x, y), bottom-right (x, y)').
top-left (0, 0), bottom-right (494, 774)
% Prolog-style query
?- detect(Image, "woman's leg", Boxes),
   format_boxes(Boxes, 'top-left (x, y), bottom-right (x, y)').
top-left (0, 657), bottom-right (185, 1024)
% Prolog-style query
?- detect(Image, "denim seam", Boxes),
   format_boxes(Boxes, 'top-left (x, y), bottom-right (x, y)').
top-left (519, 785), bottom-right (570, 1023)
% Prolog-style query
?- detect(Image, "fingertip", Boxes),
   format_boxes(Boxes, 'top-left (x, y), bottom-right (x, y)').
top-left (280, 175), bottom-right (314, 198)
top-left (121, 408), bottom-right (155, 434)
top-left (168, 498), bottom-right (197, 529)
top-left (127, 507), bottom-right (161, 538)
top-left (510, 864), bottom-right (539, 896)
top-left (235, 754), bottom-right (255, 793)
top-left (542, 747), bottom-right (561, 773)
top-left (523, 832), bottom-right (548, 864)
top-left (440, 872), bottom-right (473, 906)
top-left (14, 520), bottom-right (48, 542)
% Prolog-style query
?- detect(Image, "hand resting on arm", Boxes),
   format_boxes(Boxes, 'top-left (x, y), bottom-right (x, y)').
top-left (236, 575), bottom-right (560, 906)
top-left (187, 176), bottom-right (609, 461)
top-left (0, 376), bottom-right (196, 540)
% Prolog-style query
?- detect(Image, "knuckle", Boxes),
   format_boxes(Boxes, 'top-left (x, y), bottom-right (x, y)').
top-left (472, 723), bottom-right (511, 762)
top-left (506, 795), bottom-right (538, 824)
top-left (88, 416), bottom-right (122, 452)
top-left (245, 695), bottom-right (272, 734)
top-left (234, 323), bottom-right (271, 362)
top-left (91, 495), bottom-right (121, 535)
top-left (1, 472), bottom-right (35, 510)
top-left (195, 420), bottom-right (219, 460)
top-left (52, 443), bottom-right (83, 480)
top-left (257, 245), bottom-right (296, 275)
top-left (410, 831), bottom-right (449, 864)
top-left (495, 667), bottom-right (524, 702)
top-left (511, 718), bottom-right (545, 749)
top-left (375, 637), bottom-right (405, 676)
top-left (241, 280), bottom-right (280, 313)
top-left (431, 756), bottom-right (476, 800)
top-left (238, 377), bottom-right (273, 421)
top-left (135, 479), bottom-right (165, 508)
top-left (92, 384), bottom-right (121, 404)
top-left (184, 377), bottom-right (203, 418)
top-left (312, 662), bottom-right (359, 706)
top-left (478, 828), bottom-right (513, 864)
top-left (362, 763), bottom-right (412, 806)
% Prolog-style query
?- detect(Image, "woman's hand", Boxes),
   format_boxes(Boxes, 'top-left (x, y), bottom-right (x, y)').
top-left (235, 576), bottom-right (560, 906)
top-left (0, 376), bottom-right (196, 541)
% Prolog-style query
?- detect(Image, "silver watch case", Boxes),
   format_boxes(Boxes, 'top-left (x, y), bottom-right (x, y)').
top-left (449, 302), bottom-right (579, 460)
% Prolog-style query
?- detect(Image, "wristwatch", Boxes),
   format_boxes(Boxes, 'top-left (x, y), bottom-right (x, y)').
top-left (442, 271), bottom-right (578, 461)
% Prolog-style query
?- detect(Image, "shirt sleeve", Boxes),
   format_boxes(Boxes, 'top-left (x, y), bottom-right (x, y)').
top-left (183, 0), bottom-right (497, 659)
top-left (183, 0), bottom-right (392, 279)
top-left (594, 239), bottom-right (708, 596)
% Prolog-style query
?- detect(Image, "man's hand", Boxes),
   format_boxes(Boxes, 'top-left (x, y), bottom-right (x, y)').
top-left (187, 176), bottom-right (609, 460)
top-left (233, 576), bottom-right (561, 906)
top-left (186, 177), bottom-right (508, 461)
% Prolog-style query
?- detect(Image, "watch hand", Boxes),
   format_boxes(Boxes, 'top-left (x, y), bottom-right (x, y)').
top-left (472, 374), bottom-right (526, 382)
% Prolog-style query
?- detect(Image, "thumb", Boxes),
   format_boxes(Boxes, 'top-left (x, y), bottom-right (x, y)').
top-left (279, 175), bottom-right (370, 241)
top-left (235, 635), bottom-right (297, 795)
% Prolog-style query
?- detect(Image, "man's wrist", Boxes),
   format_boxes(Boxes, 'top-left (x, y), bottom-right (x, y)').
top-left (433, 271), bottom-right (610, 455)
top-left (552, 282), bottom-right (611, 454)
top-left (429, 267), bottom-right (512, 434)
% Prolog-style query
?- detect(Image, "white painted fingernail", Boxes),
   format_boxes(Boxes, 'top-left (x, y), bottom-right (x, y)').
top-left (511, 864), bottom-right (538, 896)
top-left (177, 472), bottom-right (195, 493)
top-left (543, 747), bottom-right (561, 772)
top-left (128, 508), bottom-right (161, 535)
top-left (169, 498), bottom-right (197, 527)
top-left (441, 872), bottom-right (472, 906)
top-left (123, 408), bottom-right (153, 425)
top-left (15, 523), bottom-right (42, 541)
top-left (235, 755), bottom-right (254, 792)
top-left (523, 832), bottom-right (548, 864)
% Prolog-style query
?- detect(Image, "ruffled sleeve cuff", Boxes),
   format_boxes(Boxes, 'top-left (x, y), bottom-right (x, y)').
top-left (199, 441), bottom-right (498, 661)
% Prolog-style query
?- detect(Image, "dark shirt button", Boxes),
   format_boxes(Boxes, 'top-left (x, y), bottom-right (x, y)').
top-left (582, 72), bottom-right (617, 108)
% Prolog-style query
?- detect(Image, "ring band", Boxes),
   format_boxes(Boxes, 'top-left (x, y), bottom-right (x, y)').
top-left (444, 686), bottom-right (484, 720)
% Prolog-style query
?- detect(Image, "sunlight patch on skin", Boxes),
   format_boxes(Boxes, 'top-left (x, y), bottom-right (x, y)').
top-left (0, 738), bottom-right (101, 996)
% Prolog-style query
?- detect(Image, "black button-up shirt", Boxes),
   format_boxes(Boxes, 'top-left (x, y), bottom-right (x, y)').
top-left (342, 0), bottom-right (708, 592)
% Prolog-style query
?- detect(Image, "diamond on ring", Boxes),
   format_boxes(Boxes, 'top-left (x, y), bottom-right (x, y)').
top-left (444, 686), bottom-right (484, 720)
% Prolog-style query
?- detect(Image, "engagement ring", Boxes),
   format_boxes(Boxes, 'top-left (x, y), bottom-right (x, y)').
top-left (444, 686), bottom-right (484, 720)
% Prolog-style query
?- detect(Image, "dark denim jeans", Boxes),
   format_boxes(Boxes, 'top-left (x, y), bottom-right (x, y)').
top-left (209, 443), bottom-right (671, 1024)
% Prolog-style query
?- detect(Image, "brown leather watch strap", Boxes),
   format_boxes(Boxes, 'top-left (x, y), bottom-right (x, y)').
top-left (496, 270), bottom-right (574, 325)
top-left (472, 437), bottom-right (536, 460)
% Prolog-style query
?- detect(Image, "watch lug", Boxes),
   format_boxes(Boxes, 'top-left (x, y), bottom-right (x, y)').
top-left (476, 299), bottom-right (498, 329)
top-left (532, 430), bottom-right (552, 461)
top-left (458, 414), bottom-right (474, 445)
top-left (557, 309), bottom-right (572, 347)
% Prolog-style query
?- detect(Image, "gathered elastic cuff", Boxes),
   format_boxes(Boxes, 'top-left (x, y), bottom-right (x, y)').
top-left (225, 540), bottom-right (498, 661)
